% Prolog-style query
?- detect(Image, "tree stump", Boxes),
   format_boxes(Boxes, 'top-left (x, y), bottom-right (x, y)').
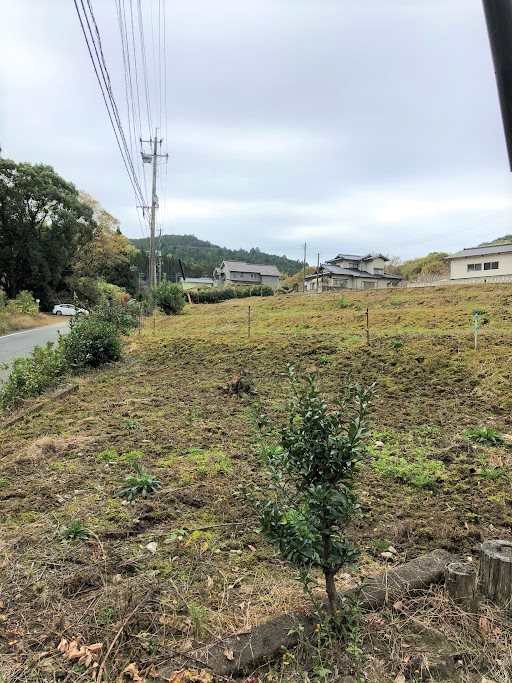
top-left (479, 539), bottom-right (512, 612)
top-left (444, 562), bottom-right (477, 612)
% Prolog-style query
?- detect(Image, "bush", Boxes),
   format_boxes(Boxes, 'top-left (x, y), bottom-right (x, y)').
top-left (152, 280), bottom-right (186, 315)
top-left (259, 365), bottom-right (374, 616)
top-left (63, 317), bottom-right (122, 371)
top-left (189, 285), bottom-right (274, 304)
top-left (0, 341), bottom-right (64, 410)
top-left (92, 300), bottom-right (138, 334)
top-left (8, 291), bottom-right (39, 315)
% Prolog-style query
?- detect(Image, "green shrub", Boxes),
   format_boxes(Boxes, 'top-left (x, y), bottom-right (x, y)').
top-left (152, 280), bottom-right (186, 315)
top-left (8, 290), bottom-right (39, 315)
top-left (92, 300), bottom-right (138, 334)
top-left (259, 365), bottom-right (374, 616)
top-left (0, 341), bottom-right (64, 410)
top-left (189, 285), bottom-right (274, 304)
top-left (63, 317), bottom-right (122, 371)
top-left (466, 427), bottom-right (504, 445)
top-left (373, 447), bottom-right (444, 487)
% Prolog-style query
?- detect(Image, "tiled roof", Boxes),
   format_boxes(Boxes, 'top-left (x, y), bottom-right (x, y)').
top-left (221, 261), bottom-right (281, 276)
top-left (328, 253), bottom-right (389, 263)
top-left (447, 243), bottom-right (512, 259)
top-left (305, 264), bottom-right (402, 280)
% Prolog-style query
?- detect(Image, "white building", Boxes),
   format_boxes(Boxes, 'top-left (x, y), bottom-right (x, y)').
top-left (305, 253), bottom-right (402, 291)
top-left (447, 244), bottom-right (512, 282)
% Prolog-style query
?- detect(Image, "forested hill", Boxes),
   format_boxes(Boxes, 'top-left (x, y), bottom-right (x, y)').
top-left (479, 235), bottom-right (512, 246)
top-left (130, 234), bottom-right (303, 279)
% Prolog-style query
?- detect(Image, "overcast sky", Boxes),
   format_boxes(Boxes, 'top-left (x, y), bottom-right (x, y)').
top-left (1, 0), bottom-right (512, 262)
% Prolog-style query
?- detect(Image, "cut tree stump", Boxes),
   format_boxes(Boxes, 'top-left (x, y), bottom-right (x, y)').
top-left (444, 561), bottom-right (477, 611)
top-left (479, 539), bottom-right (512, 612)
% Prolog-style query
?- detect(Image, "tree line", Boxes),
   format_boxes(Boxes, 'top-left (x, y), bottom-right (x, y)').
top-left (130, 234), bottom-right (304, 282)
top-left (0, 159), bottom-right (135, 309)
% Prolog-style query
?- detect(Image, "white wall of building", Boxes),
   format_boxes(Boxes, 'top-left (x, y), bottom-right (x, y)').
top-left (450, 252), bottom-right (512, 280)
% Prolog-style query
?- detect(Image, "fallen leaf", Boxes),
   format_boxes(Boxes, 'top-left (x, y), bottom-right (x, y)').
top-left (393, 600), bottom-right (405, 612)
top-left (122, 662), bottom-right (146, 682)
top-left (223, 647), bottom-right (234, 661)
top-left (394, 675), bottom-right (406, 683)
top-left (56, 638), bottom-right (103, 668)
top-left (248, 545), bottom-right (256, 552)
top-left (479, 616), bottom-right (491, 637)
top-left (206, 576), bottom-right (214, 589)
top-left (146, 542), bottom-right (158, 554)
top-left (168, 669), bottom-right (213, 683)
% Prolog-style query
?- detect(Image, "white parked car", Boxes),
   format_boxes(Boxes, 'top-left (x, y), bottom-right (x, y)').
top-left (52, 303), bottom-right (89, 316)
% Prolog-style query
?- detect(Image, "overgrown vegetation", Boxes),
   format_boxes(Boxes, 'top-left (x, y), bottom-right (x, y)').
top-left (2, 284), bottom-right (512, 680)
top-left (63, 317), bottom-right (122, 371)
top-left (260, 365), bottom-right (373, 615)
top-left (152, 279), bottom-right (186, 315)
top-left (0, 341), bottom-right (64, 410)
top-left (0, 306), bottom-right (128, 411)
top-left (189, 284), bottom-right (274, 304)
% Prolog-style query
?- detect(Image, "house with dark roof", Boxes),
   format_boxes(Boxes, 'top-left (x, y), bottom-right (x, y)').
top-left (447, 243), bottom-right (512, 282)
top-left (213, 260), bottom-right (281, 289)
top-left (305, 253), bottom-right (402, 291)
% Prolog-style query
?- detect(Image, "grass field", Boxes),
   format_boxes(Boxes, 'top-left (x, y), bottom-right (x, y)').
top-left (1, 284), bottom-right (512, 681)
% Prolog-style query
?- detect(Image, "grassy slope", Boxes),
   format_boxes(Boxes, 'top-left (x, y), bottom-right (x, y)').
top-left (1, 284), bottom-right (512, 679)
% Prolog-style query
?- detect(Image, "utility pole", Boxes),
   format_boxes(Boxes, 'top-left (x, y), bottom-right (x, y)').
top-left (141, 129), bottom-right (168, 288)
top-left (302, 242), bottom-right (307, 293)
top-left (316, 253), bottom-right (320, 293)
top-left (157, 227), bottom-right (162, 284)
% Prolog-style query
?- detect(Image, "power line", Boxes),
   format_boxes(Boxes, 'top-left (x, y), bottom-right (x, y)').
top-left (73, 0), bottom-right (147, 226)
top-left (136, 0), bottom-right (153, 133)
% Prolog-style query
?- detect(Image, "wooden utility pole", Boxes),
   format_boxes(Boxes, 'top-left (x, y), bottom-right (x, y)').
top-left (316, 253), bottom-right (320, 293)
top-left (365, 307), bottom-right (370, 345)
top-left (302, 243), bottom-right (307, 293)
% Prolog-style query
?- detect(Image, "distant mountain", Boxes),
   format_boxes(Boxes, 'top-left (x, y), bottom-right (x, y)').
top-left (478, 235), bottom-right (512, 247)
top-left (130, 233), bottom-right (303, 280)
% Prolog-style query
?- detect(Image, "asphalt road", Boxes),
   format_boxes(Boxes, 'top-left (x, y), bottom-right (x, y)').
top-left (0, 320), bottom-right (70, 381)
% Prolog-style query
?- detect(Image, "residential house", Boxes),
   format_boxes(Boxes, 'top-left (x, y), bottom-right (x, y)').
top-left (305, 253), bottom-right (402, 291)
top-left (213, 261), bottom-right (281, 289)
top-left (179, 276), bottom-right (214, 291)
top-left (447, 243), bottom-right (512, 282)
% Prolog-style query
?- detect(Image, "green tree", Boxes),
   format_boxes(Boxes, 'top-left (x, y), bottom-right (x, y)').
top-left (260, 366), bottom-right (374, 616)
top-left (71, 193), bottom-right (135, 297)
top-left (0, 159), bottom-right (95, 308)
top-left (152, 279), bottom-right (186, 315)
